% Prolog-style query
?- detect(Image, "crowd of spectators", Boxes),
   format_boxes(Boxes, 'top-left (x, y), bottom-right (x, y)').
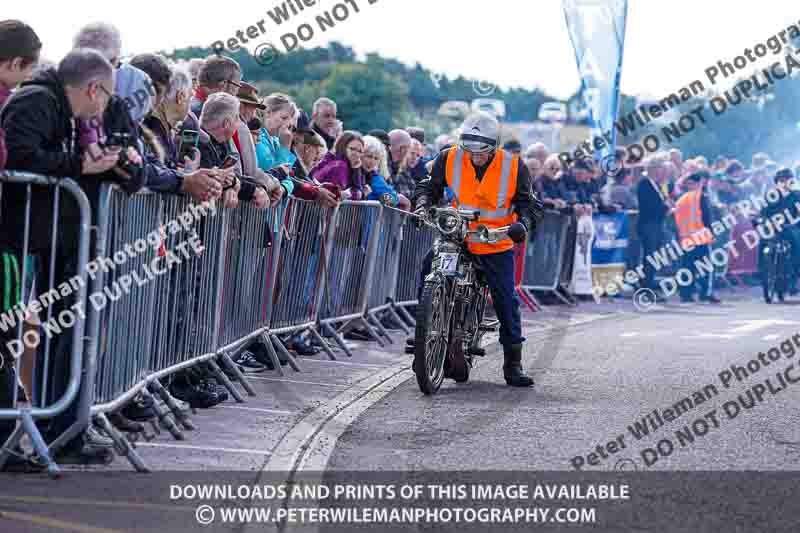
top-left (0, 19), bottom-right (444, 470)
top-left (520, 142), bottom-right (798, 219)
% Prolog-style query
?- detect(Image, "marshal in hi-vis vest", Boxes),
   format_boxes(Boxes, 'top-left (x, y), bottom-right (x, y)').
top-left (674, 190), bottom-right (713, 249)
top-left (444, 146), bottom-right (519, 255)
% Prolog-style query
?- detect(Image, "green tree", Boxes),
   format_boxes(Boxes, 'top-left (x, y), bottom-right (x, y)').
top-left (320, 64), bottom-right (410, 132)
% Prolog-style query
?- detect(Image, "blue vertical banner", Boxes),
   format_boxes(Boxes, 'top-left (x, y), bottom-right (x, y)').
top-left (563, 0), bottom-right (628, 165)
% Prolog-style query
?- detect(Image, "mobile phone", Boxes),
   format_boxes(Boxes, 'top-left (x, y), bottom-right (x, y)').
top-left (178, 129), bottom-right (200, 161)
top-left (221, 154), bottom-right (239, 170)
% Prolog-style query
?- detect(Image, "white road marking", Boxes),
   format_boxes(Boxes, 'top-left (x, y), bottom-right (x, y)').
top-left (763, 334), bottom-right (781, 341)
top-left (301, 359), bottom-right (389, 368)
top-left (137, 442), bottom-right (270, 455)
top-left (681, 333), bottom-right (736, 340)
top-left (218, 405), bottom-right (294, 415)
top-left (246, 376), bottom-right (349, 388)
top-left (620, 332), bottom-right (639, 338)
top-left (728, 319), bottom-right (798, 335)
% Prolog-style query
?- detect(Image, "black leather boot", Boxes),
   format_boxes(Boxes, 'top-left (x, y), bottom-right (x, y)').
top-left (503, 344), bottom-right (533, 387)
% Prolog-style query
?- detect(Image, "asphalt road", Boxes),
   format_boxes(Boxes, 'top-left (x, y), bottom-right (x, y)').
top-left (329, 291), bottom-right (800, 472)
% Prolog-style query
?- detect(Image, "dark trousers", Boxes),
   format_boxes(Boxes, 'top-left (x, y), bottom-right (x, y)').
top-left (679, 244), bottom-right (713, 300)
top-left (638, 223), bottom-right (663, 291)
top-left (418, 249), bottom-right (523, 348)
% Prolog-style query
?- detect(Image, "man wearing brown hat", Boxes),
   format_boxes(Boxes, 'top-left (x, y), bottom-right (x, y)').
top-left (232, 81), bottom-right (283, 205)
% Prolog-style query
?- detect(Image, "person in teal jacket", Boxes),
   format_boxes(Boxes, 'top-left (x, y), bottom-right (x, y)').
top-left (256, 93), bottom-right (297, 183)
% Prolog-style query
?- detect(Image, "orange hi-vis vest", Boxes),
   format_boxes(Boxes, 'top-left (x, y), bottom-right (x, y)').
top-left (445, 146), bottom-right (519, 255)
top-left (674, 190), bottom-right (713, 249)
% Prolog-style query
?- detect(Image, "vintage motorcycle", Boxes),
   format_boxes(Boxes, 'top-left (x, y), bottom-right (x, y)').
top-left (755, 217), bottom-right (795, 304)
top-left (413, 207), bottom-right (508, 395)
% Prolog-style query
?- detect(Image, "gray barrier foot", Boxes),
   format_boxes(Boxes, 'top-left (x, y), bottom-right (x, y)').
top-left (323, 323), bottom-right (353, 358)
top-left (149, 380), bottom-right (195, 431)
top-left (358, 316), bottom-right (386, 347)
top-left (308, 326), bottom-right (337, 361)
top-left (270, 334), bottom-right (302, 373)
top-left (395, 305), bottom-right (416, 328)
top-left (0, 421), bottom-right (23, 471)
top-left (140, 388), bottom-right (184, 440)
top-left (207, 359), bottom-right (245, 403)
top-left (219, 352), bottom-right (257, 397)
top-left (20, 411), bottom-right (60, 478)
top-left (368, 312), bottom-right (394, 344)
top-left (524, 289), bottom-right (544, 311)
top-left (95, 412), bottom-right (150, 473)
top-left (261, 333), bottom-right (286, 376)
top-left (46, 416), bottom-right (90, 457)
top-left (386, 305), bottom-right (411, 335)
top-left (554, 288), bottom-right (577, 306)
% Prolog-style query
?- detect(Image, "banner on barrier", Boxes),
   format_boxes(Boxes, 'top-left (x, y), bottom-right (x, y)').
top-left (591, 212), bottom-right (628, 295)
top-left (727, 213), bottom-right (758, 275)
top-left (570, 214), bottom-right (595, 295)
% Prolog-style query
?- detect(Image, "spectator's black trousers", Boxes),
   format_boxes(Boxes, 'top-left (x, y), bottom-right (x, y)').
top-left (418, 248), bottom-right (523, 348)
top-left (679, 244), bottom-right (714, 300)
top-left (638, 223), bottom-right (664, 292)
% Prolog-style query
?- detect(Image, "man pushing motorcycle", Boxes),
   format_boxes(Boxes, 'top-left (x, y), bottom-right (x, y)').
top-left (412, 112), bottom-right (544, 387)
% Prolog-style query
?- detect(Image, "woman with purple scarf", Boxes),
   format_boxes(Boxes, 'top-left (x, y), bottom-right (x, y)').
top-left (311, 130), bottom-right (370, 200)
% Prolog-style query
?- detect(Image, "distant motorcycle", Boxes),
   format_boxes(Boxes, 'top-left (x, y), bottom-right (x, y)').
top-left (754, 217), bottom-right (794, 303)
top-left (413, 207), bottom-right (507, 395)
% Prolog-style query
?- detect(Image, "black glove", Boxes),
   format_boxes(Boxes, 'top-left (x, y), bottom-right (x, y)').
top-left (508, 222), bottom-right (528, 243)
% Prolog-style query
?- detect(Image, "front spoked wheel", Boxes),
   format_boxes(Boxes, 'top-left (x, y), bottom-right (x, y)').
top-left (414, 275), bottom-right (450, 395)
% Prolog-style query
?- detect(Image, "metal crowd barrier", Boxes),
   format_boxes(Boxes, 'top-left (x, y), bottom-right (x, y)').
top-left (520, 209), bottom-right (574, 305)
top-left (364, 206), bottom-right (410, 341)
top-left (0, 171), bottom-right (92, 477)
top-left (0, 177), bottom-right (436, 473)
top-left (317, 201), bottom-right (385, 355)
top-left (266, 198), bottom-right (337, 365)
top-left (88, 184), bottom-right (239, 471)
top-left (393, 214), bottom-right (435, 325)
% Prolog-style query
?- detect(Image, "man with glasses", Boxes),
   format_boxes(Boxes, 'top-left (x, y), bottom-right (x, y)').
top-left (1, 49), bottom-right (121, 465)
top-left (189, 55), bottom-right (242, 119)
top-left (412, 112), bottom-right (543, 387)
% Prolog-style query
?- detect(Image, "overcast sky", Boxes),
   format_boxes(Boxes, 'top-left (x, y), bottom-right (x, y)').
top-left (6, 1), bottom-right (800, 100)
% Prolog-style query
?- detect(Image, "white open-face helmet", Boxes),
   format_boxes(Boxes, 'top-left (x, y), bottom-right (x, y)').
top-left (459, 112), bottom-right (499, 154)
